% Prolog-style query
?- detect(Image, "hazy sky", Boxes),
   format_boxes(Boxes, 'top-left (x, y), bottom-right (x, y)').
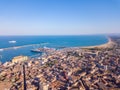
top-left (0, 0), bottom-right (120, 35)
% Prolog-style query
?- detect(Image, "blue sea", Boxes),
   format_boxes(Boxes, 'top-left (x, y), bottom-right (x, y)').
top-left (0, 35), bottom-right (108, 63)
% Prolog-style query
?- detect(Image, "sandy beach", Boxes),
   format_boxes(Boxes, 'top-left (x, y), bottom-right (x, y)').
top-left (81, 37), bottom-right (116, 49)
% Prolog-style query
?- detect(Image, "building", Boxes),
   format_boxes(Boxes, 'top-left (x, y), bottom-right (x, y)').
top-left (12, 56), bottom-right (29, 63)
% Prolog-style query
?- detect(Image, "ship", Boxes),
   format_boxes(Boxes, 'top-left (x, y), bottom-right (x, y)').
top-left (31, 49), bottom-right (43, 53)
top-left (31, 47), bottom-right (56, 53)
top-left (9, 40), bottom-right (16, 43)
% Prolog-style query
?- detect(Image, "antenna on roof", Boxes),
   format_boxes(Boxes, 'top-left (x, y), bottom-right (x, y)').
top-left (23, 64), bottom-right (27, 90)
top-left (0, 55), bottom-right (2, 64)
top-left (22, 58), bottom-right (28, 90)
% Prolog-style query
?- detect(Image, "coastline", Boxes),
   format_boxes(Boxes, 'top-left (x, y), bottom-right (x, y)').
top-left (0, 36), bottom-right (120, 89)
top-left (81, 37), bottom-right (116, 49)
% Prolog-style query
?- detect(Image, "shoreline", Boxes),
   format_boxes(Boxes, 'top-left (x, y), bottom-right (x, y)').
top-left (81, 37), bottom-right (116, 49)
top-left (0, 36), bottom-right (116, 64)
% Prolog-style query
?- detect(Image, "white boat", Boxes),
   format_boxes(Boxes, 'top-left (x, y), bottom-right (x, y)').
top-left (9, 40), bottom-right (16, 43)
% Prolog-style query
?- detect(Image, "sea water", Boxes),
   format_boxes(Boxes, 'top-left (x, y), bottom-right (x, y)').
top-left (0, 35), bottom-right (108, 63)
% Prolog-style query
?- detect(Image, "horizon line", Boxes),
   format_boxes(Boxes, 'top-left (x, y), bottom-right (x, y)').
top-left (0, 33), bottom-right (119, 36)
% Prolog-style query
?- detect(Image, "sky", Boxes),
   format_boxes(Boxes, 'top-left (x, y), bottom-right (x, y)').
top-left (0, 0), bottom-right (120, 35)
